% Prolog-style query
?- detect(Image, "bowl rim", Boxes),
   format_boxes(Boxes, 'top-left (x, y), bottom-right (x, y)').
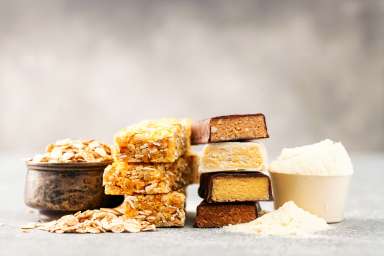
top-left (269, 170), bottom-right (353, 178)
top-left (25, 160), bottom-right (112, 170)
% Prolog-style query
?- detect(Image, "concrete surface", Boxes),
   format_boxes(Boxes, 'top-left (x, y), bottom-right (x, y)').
top-left (0, 153), bottom-right (383, 256)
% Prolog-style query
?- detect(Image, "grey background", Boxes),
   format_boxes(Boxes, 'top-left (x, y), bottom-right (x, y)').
top-left (0, 0), bottom-right (383, 156)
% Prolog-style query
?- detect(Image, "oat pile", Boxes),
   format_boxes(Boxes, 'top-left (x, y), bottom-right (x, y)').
top-left (30, 139), bottom-right (112, 163)
top-left (20, 208), bottom-right (156, 234)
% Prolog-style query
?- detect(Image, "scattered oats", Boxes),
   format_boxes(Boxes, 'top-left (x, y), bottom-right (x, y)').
top-left (100, 208), bottom-right (123, 216)
top-left (62, 151), bottom-right (75, 161)
top-left (31, 154), bottom-right (47, 162)
top-left (110, 219), bottom-right (125, 233)
top-left (20, 222), bottom-right (39, 229)
top-left (95, 147), bottom-right (107, 157)
top-left (123, 220), bottom-right (141, 233)
top-left (29, 139), bottom-right (112, 163)
top-left (124, 196), bottom-right (136, 209)
top-left (60, 215), bottom-right (79, 226)
top-left (88, 141), bottom-right (100, 149)
top-left (21, 209), bottom-right (156, 234)
top-left (45, 144), bottom-right (55, 152)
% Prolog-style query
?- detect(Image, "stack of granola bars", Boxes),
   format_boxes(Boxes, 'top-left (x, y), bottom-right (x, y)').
top-left (103, 119), bottom-right (198, 227)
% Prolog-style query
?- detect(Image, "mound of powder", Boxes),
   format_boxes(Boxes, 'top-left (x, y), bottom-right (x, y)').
top-left (223, 201), bottom-right (330, 236)
top-left (269, 139), bottom-right (353, 176)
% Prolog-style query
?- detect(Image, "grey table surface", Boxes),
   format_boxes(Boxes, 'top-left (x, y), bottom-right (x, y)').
top-left (0, 153), bottom-right (383, 256)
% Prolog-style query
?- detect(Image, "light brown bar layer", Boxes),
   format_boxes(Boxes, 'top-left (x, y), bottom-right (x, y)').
top-left (114, 118), bottom-right (191, 163)
top-left (103, 154), bottom-right (198, 195)
top-left (118, 190), bottom-right (186, 227)
top-left (201, 142), bottom-right (267, 172)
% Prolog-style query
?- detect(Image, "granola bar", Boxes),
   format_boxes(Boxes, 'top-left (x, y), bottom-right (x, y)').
top-left (103, 154), bottom-right (198, 195)
top-left (114, 118), bottom-right (191, 163)
top-left (118, 190), bottom-right (186, 227)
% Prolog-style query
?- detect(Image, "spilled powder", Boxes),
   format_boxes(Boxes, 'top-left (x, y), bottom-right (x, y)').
top-left (224, 201), bottom-right (330, 236)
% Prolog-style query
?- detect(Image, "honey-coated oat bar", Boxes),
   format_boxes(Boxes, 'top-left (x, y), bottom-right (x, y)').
top-left (103, 154), bottom-right (199, 195)
top-left (114, 118), bottom-right (191, 163)
top-left (118, 190), bottom-right (186, 227)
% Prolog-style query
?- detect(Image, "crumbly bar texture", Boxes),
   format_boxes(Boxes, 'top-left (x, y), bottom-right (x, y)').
top-left (103, 154), bottom-right (198, 195)
top-left (191, 114), bottom-right (268, 144)
top-left (114, 118), bottom-right (191, 163)
top-left (20, 208), bottom-right (156, 234)
top-left (201, 142), bottom-right (267, 172)
top-left (198, 172), bottom-right (272, 203)
top-left (30, 139), bottom-right (112, 163)
top-left (194, 201), bottom-right (259, 228)
top-left (118, 190), bottom-right (186, 227)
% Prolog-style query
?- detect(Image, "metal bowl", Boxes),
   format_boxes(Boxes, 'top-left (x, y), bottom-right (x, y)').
top-left (24, 161), bottom-right (118, 214)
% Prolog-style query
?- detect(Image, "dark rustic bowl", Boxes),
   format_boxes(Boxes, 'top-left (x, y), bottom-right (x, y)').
top-left (24, 161), bottom-right (118, 214)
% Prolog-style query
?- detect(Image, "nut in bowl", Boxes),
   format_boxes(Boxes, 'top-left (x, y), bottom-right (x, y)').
top-left (269, 139), bottom-right (354, 223)
top-left (24, 139), bottom-right (114, 215)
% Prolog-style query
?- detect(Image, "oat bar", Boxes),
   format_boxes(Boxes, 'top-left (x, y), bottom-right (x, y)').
top-left (200, 142), bottom-right (267, 172)
top-left (191, 114), bottom-right (268, 144)
top-left (114, 118), bottom-right (191, 163)
top-left (103, 154), bottom-right (198, 195)
top-left (118, 190), bottom-right (186, 227)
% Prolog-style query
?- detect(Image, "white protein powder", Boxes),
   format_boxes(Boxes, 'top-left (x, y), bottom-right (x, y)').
top-left (224, 201), bottom-right (330, 236)
top-left (269, 139), bottom-right (353, 176)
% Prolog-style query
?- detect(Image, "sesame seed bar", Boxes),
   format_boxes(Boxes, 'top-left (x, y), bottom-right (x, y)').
top-left (103, 154), bottom-right (199, 195)
top-left (114, 118), bottom-right (191, 163)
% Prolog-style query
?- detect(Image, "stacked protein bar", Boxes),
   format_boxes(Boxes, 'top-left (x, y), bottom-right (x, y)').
top-left (103, 119), bottom-right (198, 227)
top-left (192, 114), bottom-right (273, 228)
